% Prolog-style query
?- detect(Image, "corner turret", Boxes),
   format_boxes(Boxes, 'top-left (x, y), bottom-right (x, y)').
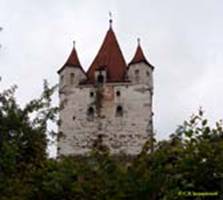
top-left (58, 42), bottom-right (86, 92)
top-left (128, 39), bottom-right (154, 88)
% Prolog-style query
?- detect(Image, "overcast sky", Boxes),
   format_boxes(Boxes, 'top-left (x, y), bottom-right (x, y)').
top-left (1, 0), bottom-right (223, 142)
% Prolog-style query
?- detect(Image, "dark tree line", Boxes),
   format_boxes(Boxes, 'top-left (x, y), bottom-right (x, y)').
top-left (0, 82), bottom-right (223, 200)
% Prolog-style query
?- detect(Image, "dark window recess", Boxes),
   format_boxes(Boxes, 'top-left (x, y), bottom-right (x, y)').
top-left (97, 74), bottom-right (104, 84)
top-left (58, 119), bottom-right (62, 126)
top-left (146, 71), bottom-right (150, 76)
top-left (135, 69), bottom-right (140, 82)
top-left (60, 75), bottom-right (64, 84)
top-left (116, 105), bottom-right (123, 117)
top-left (90, 91), bottom-right (94, 97)
top-left (70, 73), bottom-right (75, 84)
top-left (116, 91), bottom-right (121, 97)
top-left (87, 107), bottom-right (94, 120)
top-left (135, 69), bottom-right (139, 75)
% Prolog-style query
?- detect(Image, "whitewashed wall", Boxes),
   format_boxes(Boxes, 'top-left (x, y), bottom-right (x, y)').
top-left (58, 62), bottom-right (153, 156)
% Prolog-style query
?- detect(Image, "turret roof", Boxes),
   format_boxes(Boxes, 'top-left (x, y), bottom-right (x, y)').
top-left (87, 26), bottom-right (127, 82)
top-left (129, 40), bottom-right (153, 68)
top-left (58, 43), bottom-right (84, 74)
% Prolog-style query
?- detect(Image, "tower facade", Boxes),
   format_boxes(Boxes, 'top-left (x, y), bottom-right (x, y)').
top-left (57, 23), bottom-right (154, 156)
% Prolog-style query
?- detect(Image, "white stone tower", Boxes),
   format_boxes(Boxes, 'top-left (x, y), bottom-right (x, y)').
top-left (57, 21), bottom-right (154, 156)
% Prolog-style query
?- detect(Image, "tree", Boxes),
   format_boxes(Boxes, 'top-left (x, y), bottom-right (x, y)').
top-left (136, 109), bottom-right (223, 199)
top-left (0, 81), bottom-right (58, 199)
top-left (1, 79), bottom-right (223, 200)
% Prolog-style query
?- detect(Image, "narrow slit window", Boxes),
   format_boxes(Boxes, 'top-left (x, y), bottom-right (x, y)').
top-left (135, 69), bottom-right (140, 82)
top-left (60, 75), bottom-right (64, 84)
top-left (146, 70), bottom-right (150, 77)
top-left (70, 73), bottom-right (75, 84)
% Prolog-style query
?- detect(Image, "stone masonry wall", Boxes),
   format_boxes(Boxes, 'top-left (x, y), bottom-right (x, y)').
top-left (58, 82), bottom-right (153, 156)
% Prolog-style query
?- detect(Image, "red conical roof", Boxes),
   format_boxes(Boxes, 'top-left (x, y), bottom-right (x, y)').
top-left (129, 41), bottom-right (153, 67)
top-left (58, 44), bottom-right (84, 74)
top-left (64, 45), bottom-right (81, 66)
top-left (87, 27), bottom-right (127, 82)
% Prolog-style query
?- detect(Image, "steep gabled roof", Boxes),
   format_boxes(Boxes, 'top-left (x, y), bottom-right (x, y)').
top-left (87, 27), bottom-right (127, 82)
top-left (58, 44), bottom-right (85, 74)
top-left (129, 41), bottom-right (153, 68)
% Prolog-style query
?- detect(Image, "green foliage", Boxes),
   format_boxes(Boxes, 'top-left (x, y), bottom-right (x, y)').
top-left (0, 81), bottom-right (58, 199)
top-left (0, 83), bottom-right (223, 200)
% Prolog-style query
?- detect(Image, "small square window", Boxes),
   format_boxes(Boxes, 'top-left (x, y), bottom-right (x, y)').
top-left (135, 69), bottom-right (139, 75)
top-left (90, 91), bottom-right (94, 97)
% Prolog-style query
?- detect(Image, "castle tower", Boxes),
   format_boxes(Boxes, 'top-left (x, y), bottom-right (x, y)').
top-left (57, 22), bottom-right (154, 156)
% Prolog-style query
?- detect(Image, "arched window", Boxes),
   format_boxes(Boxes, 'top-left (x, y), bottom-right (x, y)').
top-left (116, 90), bottom-right (121, 97)
top-left (116, 105), bottom-right (123, 117)
top-left (97, 74), bottom-right (104, 84)
top-left (90, 91), bottom-right (94, 97)
top-left (87, 107), bottom-right (94, 120)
